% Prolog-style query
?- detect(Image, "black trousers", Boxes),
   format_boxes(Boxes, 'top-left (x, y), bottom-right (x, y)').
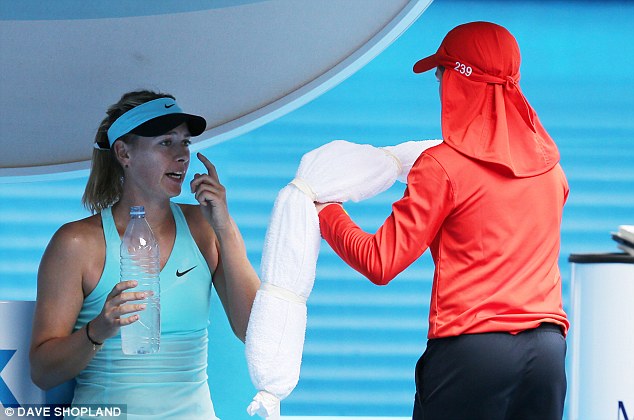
top-left (412, 323), bottom-right (567, 420)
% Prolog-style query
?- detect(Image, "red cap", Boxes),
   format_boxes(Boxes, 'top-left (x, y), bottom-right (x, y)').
top-left (413, 21), bottom-right (521, 82)
top-left (413, 22), bottom-right (559, 177)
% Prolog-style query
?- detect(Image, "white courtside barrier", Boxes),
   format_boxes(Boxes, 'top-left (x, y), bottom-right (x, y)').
top-left (569, 254), bottom-right (634, 420)
top-left (0, 300), bottom-right (45, 411)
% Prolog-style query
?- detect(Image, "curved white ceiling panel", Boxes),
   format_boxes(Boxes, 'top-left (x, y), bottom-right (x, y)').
top-left (0, 0), bottom-right (432, 179)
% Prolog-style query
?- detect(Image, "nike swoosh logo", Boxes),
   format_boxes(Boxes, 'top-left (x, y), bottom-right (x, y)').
top-left (165, 103), bottom-right (175, 108)
top-left (176, 266), bottom-right (197, 277)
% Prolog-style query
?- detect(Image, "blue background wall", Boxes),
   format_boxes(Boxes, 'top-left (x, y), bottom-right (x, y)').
top-left (1, 1), bottom-right (633, 418)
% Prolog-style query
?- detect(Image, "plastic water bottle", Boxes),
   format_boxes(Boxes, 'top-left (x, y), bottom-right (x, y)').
top-left (120, 206), bottom-right (160, 355)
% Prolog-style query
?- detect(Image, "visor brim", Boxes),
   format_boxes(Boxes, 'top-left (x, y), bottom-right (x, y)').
top-left (131, 113), bottom-right (207, 138)
top-left (413, 54), bottom-right (438, 74)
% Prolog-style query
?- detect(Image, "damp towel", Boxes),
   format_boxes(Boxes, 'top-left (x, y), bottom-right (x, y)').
top-left (245, 139), bottom-right (442, 419)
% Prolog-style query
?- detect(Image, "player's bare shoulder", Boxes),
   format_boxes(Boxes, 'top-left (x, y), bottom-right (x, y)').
top-left (175, 203), bottom-right (206, 225)
top-left (38, 213), bottom-right (106, 293)
top-left (47, 213), bottom-right (104, 258)
top-left (176, 203), bottom-right (218, 264)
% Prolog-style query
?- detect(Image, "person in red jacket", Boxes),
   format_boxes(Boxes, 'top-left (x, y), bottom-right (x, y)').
top-left (316, 22), bottom-right (569, 419)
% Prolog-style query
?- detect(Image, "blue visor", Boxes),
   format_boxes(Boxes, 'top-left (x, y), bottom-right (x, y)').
top-left (105, 97), bottom-right (206, 146)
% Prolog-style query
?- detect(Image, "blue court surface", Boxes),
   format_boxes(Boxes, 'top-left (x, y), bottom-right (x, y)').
top-left (1, 1), bottom-right (633, 419)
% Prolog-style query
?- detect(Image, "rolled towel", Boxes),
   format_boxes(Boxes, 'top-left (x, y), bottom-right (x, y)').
top-left (296, 140), bottom-right (402, 203)
top-left (247, 390), bottom-right (281, 418)
top-left (383, 140), bottom-right (442, 182)
top-left (245, 139), bottom-right (442, 418)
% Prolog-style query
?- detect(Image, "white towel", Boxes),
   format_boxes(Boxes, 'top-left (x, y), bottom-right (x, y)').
top-left (245, 139), bottom-right (442, 418)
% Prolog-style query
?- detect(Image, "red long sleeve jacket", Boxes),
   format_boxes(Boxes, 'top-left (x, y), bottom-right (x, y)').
top-left (318, 142), bottom-right (569, 339)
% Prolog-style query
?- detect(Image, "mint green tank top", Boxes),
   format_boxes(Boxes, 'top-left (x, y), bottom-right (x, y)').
top-left (72, 203), bottom-right (218, 419)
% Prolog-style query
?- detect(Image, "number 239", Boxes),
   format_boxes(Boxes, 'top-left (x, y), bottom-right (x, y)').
top-left (454, 61), bottom-right (472, 76)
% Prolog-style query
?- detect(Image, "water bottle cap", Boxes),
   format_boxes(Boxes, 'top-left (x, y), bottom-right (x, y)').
top-left (130, 206), bottom-right (145, 216)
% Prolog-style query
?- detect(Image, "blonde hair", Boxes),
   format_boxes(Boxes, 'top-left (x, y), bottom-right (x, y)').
top-left (82, 90), bottom-right (175, 213)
